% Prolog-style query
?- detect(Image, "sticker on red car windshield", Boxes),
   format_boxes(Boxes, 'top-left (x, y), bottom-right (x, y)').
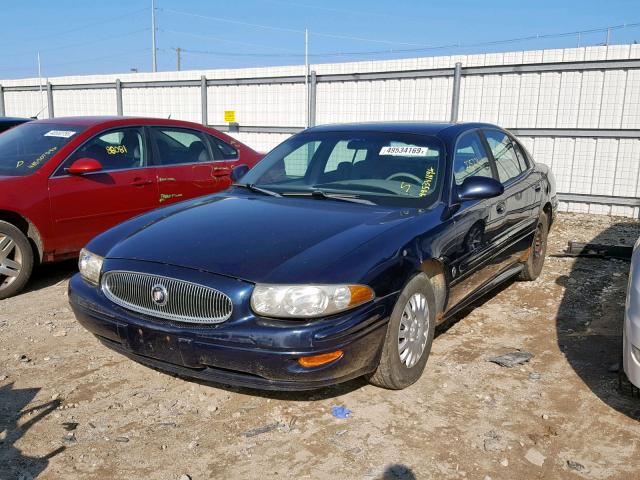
top-left (44, 130), bottom-right (77, 138)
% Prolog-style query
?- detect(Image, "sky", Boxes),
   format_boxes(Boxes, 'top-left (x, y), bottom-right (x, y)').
top-left (1, 0), bottom-right (639, 79)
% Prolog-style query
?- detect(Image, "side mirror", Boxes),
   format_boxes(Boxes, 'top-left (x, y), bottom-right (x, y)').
top-left (457, 176), bottom-right (504, 201)
top-left (66, 158), bottom-right (103, 175)
top-left (230, 164), bottom-right (250, 183)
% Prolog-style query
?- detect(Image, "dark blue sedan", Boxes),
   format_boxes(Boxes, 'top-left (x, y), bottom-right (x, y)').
top-left (69, 122), bottom-right (557, 390)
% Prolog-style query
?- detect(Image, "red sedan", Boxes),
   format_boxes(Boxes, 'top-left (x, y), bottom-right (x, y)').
top-left (0, 116), bottom-right (262, 299)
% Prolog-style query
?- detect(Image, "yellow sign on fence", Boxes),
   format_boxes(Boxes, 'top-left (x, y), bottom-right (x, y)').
top-left (224, 110), bottom-right (236, 122)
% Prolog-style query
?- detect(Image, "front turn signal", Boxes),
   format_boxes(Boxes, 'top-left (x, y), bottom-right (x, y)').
top-left (298, 350), bottom-right (344, 368)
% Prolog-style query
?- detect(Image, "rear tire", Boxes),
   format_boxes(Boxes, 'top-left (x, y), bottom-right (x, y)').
top-left (0, 221), bottom-right (34, 300)
top-left (518, 212), bottom-right (548, 281)
top-left (369, 273), bottom-right (436, 390)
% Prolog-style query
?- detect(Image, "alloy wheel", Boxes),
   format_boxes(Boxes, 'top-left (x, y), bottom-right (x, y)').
top-left (0, 233), bottom-right (23, 290)
top-left (397, 292), bottom-right (430, 368)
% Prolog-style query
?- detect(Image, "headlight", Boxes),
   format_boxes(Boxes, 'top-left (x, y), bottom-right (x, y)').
top-left (251, 284), bottom-right (374, 318)
top-left (78, 248), bottom-right (103, 285)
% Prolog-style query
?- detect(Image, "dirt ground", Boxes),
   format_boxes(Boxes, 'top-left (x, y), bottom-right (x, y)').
top-left (1, 212), bottom-right (639, 480)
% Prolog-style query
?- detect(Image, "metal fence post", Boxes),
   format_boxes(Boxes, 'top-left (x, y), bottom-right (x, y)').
top-left (200, 76), bottom-right (208, 126)
top-left (309, 70), bottom-right (317, 127)
top-left (115, 79), bottom-right (123, 116)
top-left (450, 62), bottom-right (462, 122)
top-left (0, 85), bottom-right (5, 117)
top-left (46, 82), bottom-right (54, 118)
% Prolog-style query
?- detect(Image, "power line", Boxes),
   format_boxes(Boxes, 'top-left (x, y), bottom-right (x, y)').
top-left (160, 8), bottom-right (305, 34)
top-left (175, 21), bottom-right (640, 60)
top-left (160, 29), bottom-right (294, 52)
top-left (0, 6), bottom-right (149, 49)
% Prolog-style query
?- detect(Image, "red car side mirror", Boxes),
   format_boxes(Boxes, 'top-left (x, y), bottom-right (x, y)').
top-left (66, 158), bottom-right (103, 175)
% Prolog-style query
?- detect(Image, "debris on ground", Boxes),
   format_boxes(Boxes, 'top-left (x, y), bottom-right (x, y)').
top-left (567, 460), bottom-right (585, 471)
top-left (488, 351), bottom-right (534, 368)
top-left (525, 448), bottom-right (546, 467)
top-left (331, 406), bottom-right (352, 419)
top-left (242, 422), bottom-right (284, 437)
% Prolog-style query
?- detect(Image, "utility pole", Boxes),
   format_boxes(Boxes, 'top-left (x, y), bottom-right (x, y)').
top-left (151, 0), bottom-right (157, 72)
top-left (37, 52), bottom-right (44, 117)
top-left (176, 47), bottom-right (181, 71)
top-left (305, 28), bottom-right (309, 127)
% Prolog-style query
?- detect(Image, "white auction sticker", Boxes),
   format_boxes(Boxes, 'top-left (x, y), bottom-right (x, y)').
top-left (44, 130), bottom-right (77, 138)
top-left (379, 145), bottom-right (429, 157)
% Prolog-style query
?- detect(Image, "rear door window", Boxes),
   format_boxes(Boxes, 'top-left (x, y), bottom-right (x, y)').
top-left (151, 127), bottom-right (213, 165)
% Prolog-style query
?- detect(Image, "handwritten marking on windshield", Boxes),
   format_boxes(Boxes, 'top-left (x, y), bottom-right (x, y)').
top-left (16, 161), bottom-right (24, 168)
top-left (106, 145), bottom-right (128, 155)
top-left (419, 167), bottom-right (436, 197)
top-left (27, 146), bottom-right (58, 169)
top-left (400, 182), bottom-right (411, 194)
top-left (159, 193), bottom-right (183, 203)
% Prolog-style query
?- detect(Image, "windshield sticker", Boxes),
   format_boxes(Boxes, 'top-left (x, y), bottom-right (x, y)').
top-left (380, 146), bottom-right (429, 157)
top-left (106, 145), bottom-right (128, 155)
top-left (419, 166), bottom-right (436, 197)
top-left (26, 146), bottom-right (58, 169)
top-left (44, 130), bottom-right (77, 139)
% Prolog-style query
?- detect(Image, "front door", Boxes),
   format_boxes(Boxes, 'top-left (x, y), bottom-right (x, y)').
top-left (447, 130), bottom-right (504, 308)
top-left (48, 127), bottom-right (157, 255)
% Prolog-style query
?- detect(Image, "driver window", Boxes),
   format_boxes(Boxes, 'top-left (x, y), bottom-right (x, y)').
top-left (453, 131), bottom-right (493, 186)
top-left (63, 128), bottom-right (146, 172)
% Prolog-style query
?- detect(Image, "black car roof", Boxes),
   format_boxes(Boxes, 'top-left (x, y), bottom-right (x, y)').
top-left (304, 121), bottom-right (501, 137)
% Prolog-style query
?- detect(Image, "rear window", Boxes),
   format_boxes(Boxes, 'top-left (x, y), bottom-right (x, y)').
top-left (0, 123), bottom-right (85, 176)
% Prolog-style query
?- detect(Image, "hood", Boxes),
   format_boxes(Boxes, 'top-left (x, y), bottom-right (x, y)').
top-left (101, 192), bottom-right (414, 283)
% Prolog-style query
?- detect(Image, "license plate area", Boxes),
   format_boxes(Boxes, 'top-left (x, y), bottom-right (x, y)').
top-left (120, 325), bottom-right (201, 368)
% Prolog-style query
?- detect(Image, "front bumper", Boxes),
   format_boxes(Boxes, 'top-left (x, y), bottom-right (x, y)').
top-left (69, 266), bottom-right (393, 391)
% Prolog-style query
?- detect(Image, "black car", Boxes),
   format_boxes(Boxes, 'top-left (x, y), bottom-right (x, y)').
top-left (0, 117), bottom-right (31, 134)
top-left (70, 122), bottom-right (557, 390)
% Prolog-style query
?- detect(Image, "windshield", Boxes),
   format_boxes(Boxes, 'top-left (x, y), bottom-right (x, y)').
top-left (0, 123), bottom-right (85, 176)
top-left (240, 131), bottom-right (444, 207)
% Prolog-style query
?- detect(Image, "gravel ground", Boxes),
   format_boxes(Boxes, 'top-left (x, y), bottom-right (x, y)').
top-left (1, 212), bottom-right (639, 480)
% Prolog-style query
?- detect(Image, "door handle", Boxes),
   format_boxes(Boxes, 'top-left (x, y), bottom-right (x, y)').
top-left (534, 184), bottom-right (542, 192)
top-left (496, 202), bottom-right (506, 214)
top-left (132, 177), bottom-right (153, 187)
top-left (212, 167), bottom-right (231, 177)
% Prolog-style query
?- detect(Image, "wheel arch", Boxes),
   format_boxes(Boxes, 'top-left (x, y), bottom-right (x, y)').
top-left (0, 210), bottom-right (44, 263)
top-left (418, 258), bottom-right (447, 318)
top-left (543, 201), bottom-right (553, 227)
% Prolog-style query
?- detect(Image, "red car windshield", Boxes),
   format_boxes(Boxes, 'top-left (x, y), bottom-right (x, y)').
top-left (0, 122), bottom-right (86, 176)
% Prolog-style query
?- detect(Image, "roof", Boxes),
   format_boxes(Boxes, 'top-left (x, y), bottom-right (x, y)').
top-left (25, 116), bottom-right (208, 128)
top-left (0, 116), bottom-right (31, 124)
top-left (305, 121), bottom-right (500, 136)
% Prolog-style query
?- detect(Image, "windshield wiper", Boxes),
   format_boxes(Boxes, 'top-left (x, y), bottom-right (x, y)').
top-left (282, 190), bottom-right (375, 205)
top-left (233, 183), bottom-right (281, 197)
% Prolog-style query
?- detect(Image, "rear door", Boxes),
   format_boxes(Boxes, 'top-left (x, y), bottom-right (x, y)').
top-left (481, 129), bottom-right (539, 268)
top-left (149, 126), bottom-right (234, 206)
top-left (48, 126), bottom-right (157, 255)
top-left (447, 130), bottom-right (505, 307)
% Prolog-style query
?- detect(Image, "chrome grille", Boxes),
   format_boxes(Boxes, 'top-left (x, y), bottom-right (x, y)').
top-left (102, 270), bottom-right (232, 324)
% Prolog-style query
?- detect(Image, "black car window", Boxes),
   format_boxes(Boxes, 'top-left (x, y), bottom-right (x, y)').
top-left (240, 131), bottom-right (444, 207)
top-left (453, 131), bottom-right (493, 186)
top-left (151, 127), bottom-right (213, 165)
top-left (207, 134), bottom-right (238, 161)
top-left (484, 130), bottom-right (523, 184)
top-left (512, 140), bottom-right (530, 172)
top-left (61, 127), bottom-right (146, 172)
top-left (0, 122), bottom-right (85, 177)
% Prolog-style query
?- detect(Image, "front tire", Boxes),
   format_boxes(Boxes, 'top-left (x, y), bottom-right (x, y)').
top-left (0, 221), bottom-right (34, 300)
top-left (369, 273), bottom-right (436, 390)
top-left (518, 212), bottom-right (548, 281)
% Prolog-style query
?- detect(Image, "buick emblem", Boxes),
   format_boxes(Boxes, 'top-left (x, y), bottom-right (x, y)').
top-left (151, 284), bottom-right (168, 306)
